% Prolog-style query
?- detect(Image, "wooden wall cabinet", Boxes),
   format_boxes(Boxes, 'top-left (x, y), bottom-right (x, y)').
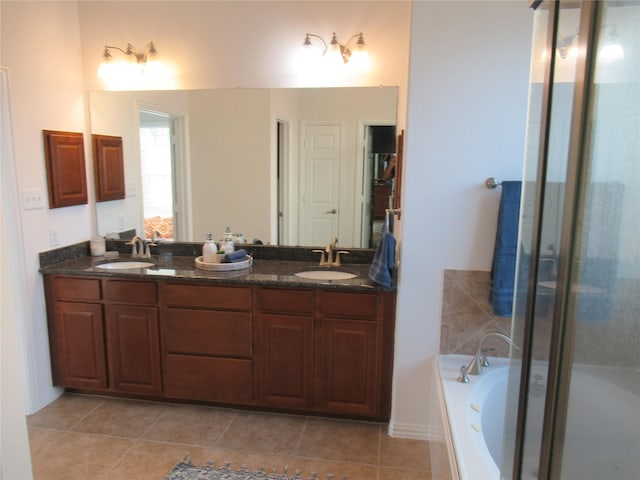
top-left (42, 130), bottom-right (88, 208)
top-left (92, 134), bottom-right (125, 202)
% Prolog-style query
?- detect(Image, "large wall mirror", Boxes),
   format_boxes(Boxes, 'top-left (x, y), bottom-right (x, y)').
top-left (90, 87), bottom-right (399, 249)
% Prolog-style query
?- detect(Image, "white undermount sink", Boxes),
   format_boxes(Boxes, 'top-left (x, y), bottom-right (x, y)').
top-left (294, 270), bottom-right (357, 280)
top-left (95, 261), bottom-right (155, 270)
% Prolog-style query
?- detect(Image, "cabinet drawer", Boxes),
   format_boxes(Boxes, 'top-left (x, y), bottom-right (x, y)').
top-left (163, 283), bottom-right (251, 310)
top-left (163, 354), bottom-right (253, 403)
top-left (52, 277), bottom-right (102, 302)
top-left (319, 291), bottom-right (379, 319)
top-left (257, 288), bottom-right (313, 314)
top-left (162, 309), bottom-right (252, 358)
top-left (105, 280), bottom-right (157, 305)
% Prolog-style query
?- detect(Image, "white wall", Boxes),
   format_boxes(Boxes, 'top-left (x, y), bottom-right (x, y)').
top-left (1, 2), bottom-right (90, 477)
top-left (392, 1), bottom-right (532, 438)
top-left (1, 0), bottom-right (92, 417)
top-left (1, 66), bottom-right (34, 480)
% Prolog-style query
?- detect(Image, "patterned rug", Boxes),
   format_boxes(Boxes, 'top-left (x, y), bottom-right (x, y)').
top-left (165, 460), bottom-right (346, 480)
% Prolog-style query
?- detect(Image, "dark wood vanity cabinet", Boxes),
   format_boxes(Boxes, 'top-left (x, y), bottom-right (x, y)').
top-left (44, 274), bottom-right (395, 420)
top-left (52, 300), bottom-right (107, 389)
top-left (256, 288), bottom-right (315, 409)
top-left (256, 287), bottom-right (395, 419)
top-left (160, 283), bottom-right (254, 404)
top-left (44, 276), bottom-right (161, 394)
top-left (317, 291), bottom-right (394, 418)
top-left (104, 279), bottom-right (161, 395)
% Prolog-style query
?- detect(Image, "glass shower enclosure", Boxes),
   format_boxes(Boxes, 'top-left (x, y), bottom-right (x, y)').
top-left (502, 1), bottom-right (639, 479)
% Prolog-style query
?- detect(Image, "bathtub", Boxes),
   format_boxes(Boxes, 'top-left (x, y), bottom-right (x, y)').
top-left (436, 354), bottom-right (510, 479)
top-left (436, 354), bottom-right (640, 480)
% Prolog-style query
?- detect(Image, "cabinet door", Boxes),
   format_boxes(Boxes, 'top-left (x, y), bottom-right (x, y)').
top-left (106, 305), bottom-right (161, 395)
top-left (318, 319), bottom-right (379, 417)
top-left (260, 314), bottom-right (314, 408)
top-left (55, 302), bottom-right (107, 389)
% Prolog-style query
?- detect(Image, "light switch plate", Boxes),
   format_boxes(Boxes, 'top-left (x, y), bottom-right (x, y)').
top-left (21, 189), bottom-right (46, 210)
top-left (49, 227), bottom-right (60, 247)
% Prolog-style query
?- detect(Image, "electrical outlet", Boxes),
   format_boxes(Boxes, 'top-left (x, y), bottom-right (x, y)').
top-left (21, 189), bottom-right (46, 210)
top-left (49, 227), bottom-right (60, 247)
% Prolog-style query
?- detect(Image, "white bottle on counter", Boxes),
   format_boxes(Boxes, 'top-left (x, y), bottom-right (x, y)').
top-left (222, 238), bottom-right (234, 255)
top-left (203, 233), bottom-right (218, 263)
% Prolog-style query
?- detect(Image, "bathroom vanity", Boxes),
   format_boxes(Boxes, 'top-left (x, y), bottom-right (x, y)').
top-left (41, 250), bottom-right (395, 421)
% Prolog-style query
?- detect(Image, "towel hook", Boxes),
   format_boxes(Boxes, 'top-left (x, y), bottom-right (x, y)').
top-left (485, 177), bottom-right (502, 189)
top-left (385, 208), bottom-right (402, 220)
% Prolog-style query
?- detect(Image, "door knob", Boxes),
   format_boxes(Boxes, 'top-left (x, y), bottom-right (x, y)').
top-left (325, 209), bottom-right (337, 214)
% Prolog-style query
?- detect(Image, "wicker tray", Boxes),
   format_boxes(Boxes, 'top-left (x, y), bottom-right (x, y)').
top-left (195, 255), bottom-right (253, 271)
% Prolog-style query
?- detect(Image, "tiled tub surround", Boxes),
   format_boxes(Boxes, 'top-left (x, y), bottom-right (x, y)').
top-left (440, 270), bottom-right (511, 357)
top-left (440, 270), bottom-right (639, 369)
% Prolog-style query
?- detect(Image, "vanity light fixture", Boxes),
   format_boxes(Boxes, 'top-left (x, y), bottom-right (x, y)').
top-left (557, 34), bottom-right (579, 60)
top-left (599, 25), bottom-right (624, 61)
top-left (555, 25), bottom-right (624, 62)
top-left (302, 32), bottom-right (367, 65)
top-left (98, 41), bottom-right (158, 77)
top-left (101, 42), bottom-right (158, 65)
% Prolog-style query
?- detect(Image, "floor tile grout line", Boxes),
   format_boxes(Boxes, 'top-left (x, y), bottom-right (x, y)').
top-left (213, 408), bottom-right (238, 448)
top-left (99, 437), bottom-right (140, 480)
top-left (138, 403), bottom-right (169, 440)
top-left (293, 416), bottom-right (309, 455)
top-left (286, 453), bottom-right (379, 468)
top-left (66, 396), bottom-right (106, 431)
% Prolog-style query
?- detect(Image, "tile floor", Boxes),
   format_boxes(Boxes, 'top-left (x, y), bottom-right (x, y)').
top-left (27, 393), bottom-right (450, 480)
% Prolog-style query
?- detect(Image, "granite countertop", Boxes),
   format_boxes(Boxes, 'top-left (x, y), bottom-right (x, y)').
top-left (40, 253), bottom-right (391, 291)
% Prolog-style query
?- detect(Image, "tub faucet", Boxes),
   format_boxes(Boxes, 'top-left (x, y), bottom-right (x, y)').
top-left (465, 332), bottom-right (516, 376)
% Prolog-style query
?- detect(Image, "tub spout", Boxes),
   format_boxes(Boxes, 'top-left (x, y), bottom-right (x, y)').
top-left (466, 332), bottom-right (515, 376)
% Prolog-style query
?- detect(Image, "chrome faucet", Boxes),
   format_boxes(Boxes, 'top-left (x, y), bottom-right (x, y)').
top-left (128, 235), bottom-right (156, 258)
top-left (464, 331), bottom-right (517, 377)
top-left (313, 237), bottom-right (349, 267)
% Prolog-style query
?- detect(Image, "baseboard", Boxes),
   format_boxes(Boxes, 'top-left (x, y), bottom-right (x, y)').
top-left (27, 386), bottom-right (63, 415)
top-left (387, 421), bottom-right (444, 441)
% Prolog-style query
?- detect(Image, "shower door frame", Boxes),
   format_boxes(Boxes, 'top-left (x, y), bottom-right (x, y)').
top-left (510, 1), bottom-right (613, 478)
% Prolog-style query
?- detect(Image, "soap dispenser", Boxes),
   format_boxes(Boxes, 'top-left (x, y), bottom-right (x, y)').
top-left (221, 226), bottom-right (235, 254)
top-left (203, 233), bottom-right (218, 263)
top-left (223, 226), bottom-right (233, 243)
top-left (222, 237), bottom-right (235, 255)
